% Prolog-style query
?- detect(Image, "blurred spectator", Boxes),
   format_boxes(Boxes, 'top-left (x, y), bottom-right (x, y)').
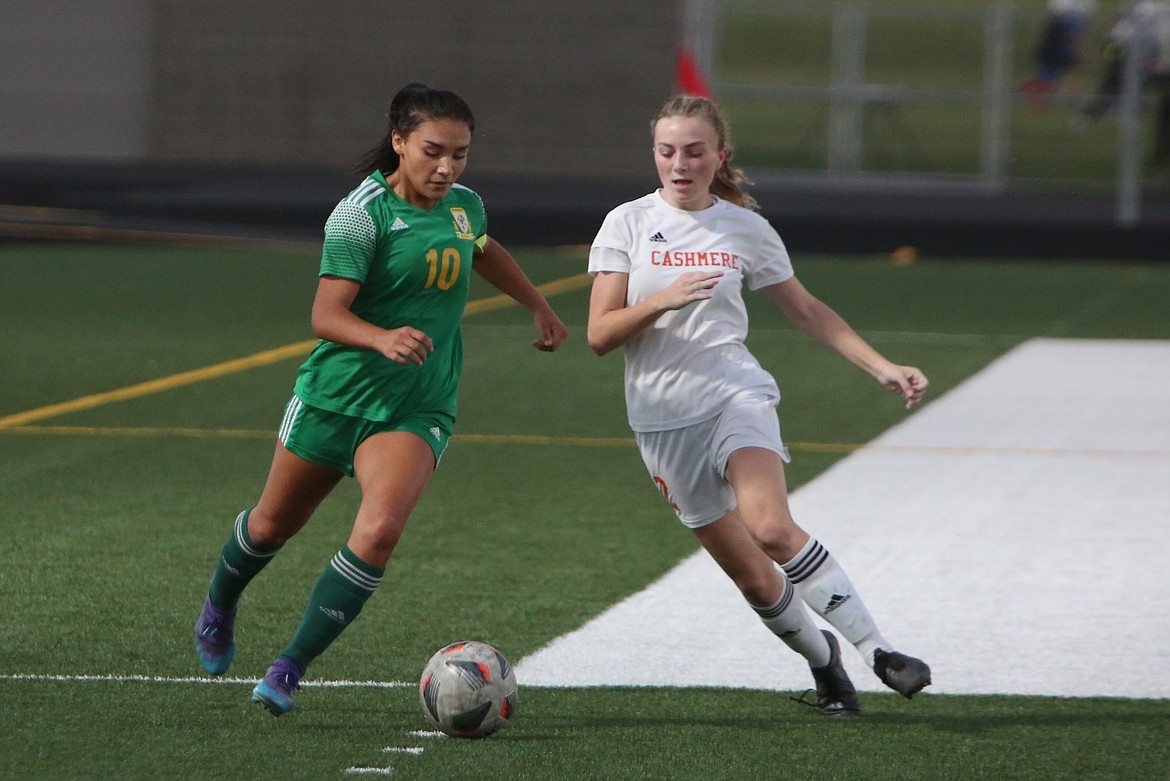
top-left (1020, 0), bottom-right (1098, 107)
top-left (1074, 0), bottom-right (1170, 161)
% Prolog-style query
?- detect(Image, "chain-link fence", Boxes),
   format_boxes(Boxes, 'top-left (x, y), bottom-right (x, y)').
top-left (684, 0), bottom-right (1170, 224)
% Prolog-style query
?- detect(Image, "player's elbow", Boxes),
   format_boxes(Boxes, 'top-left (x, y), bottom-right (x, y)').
top-left (586, 336), bottom-right (612, 357)
top-left (309, 309), bottom-right (328, 340)
top-left (310, 305), bottom-right (341, 342)
top-left (586, 326), bottom-right (616, 356)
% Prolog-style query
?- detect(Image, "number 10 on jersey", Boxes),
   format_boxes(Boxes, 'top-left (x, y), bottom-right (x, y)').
top-left (425, 247), bottom-right (461, 291)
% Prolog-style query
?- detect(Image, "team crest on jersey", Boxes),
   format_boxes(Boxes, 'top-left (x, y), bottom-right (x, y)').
top-left (450, 207), bottom-right (474, 240)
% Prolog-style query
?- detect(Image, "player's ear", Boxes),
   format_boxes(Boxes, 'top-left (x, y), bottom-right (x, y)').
top-left (390, 130), bottom-right (406, 155)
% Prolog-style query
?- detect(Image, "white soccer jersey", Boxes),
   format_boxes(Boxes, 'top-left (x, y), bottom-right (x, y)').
top-left (589, 191), bottom-right (795, 432)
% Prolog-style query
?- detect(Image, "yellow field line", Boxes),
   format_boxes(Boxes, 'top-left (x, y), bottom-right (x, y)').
top-left (4, 424), bottom-right (1169, 460)
top-left (451, 433), bottom-right (631, 448)
top-left (462, 273), bottom-right (591, 316)
top-left (0, 427), bottom-right (853, 453)
top-left (0, 425), bottom-right (277, 439)
top-left (0, 425), bottom-right (636, 447)
top-left (0, 273), bottom-right (594, 430)
top-left (0, 342), bottom-right (316, 429)
top-left (0, 218), bottom-right (318, 253)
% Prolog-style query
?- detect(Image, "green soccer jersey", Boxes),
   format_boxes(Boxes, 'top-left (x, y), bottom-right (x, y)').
top-left (293, 171), bottom-right (488, 422)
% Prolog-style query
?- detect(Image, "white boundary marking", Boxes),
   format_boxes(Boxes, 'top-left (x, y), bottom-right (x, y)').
top-left (515, 339), bottom-right (1170, 699)
top-left (407, 730), bottom-right (447, 739)
top-left (344, 768), bottom-right (393, 776)
top-left (0, 673), bottom-right (411, 688)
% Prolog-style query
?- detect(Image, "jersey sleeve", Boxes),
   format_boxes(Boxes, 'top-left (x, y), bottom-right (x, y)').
top-left (588, 206), bottom-right (634, 275)
top-left (744, 219), bottom-right (795, 291)
top-left (320, 199), bottom-right (378, 282)
top-left (588, 246), bottom-right (631, 275)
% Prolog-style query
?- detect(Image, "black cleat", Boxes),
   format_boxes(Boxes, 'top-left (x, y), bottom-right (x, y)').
top-left (874, 648), bottom-right (931, 699)
top-left (794, 630), bottom-right (861, 717)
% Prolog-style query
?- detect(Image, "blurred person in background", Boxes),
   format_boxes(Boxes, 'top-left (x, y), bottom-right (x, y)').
top-left (193, 83), bottom-right (568, 716)
top-left (1020, 0), bottom-right (1098, 108)
top-left (1074, 0), bottom-right (1170, 161)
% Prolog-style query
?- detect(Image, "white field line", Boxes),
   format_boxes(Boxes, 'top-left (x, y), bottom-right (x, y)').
top-left (1, 671), bottom-right (433, 776)
top-left (343, 768), bottom-right (394, 776)
top-left (0, 673), bottom-right (412, 688)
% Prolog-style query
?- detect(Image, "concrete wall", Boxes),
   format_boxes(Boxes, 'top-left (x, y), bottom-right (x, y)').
top-left (0, 1), bottom-right (152, 159)
top-left (1, 2), bottom-right (680, 177)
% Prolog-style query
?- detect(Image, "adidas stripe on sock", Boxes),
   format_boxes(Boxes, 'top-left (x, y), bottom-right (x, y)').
top-left (280, 546), bottom-right (384, 672)
top-left (208, 508), bottom-right (282, 611)
top-left (781, 537), bottom-right (889, 663)
top-left (751, 576), bottom-right (832, 668)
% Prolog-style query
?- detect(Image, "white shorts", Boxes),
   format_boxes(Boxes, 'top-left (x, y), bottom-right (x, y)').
top-left (634, 391), bottom-right (791, 529)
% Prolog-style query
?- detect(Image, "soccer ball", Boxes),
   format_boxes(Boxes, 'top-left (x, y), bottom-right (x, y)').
top-left (419, 641), bottom-right (518, 738)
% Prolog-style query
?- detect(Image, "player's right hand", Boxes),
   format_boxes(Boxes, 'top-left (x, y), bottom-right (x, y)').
top-left (375, 327), bottom-right (434, 365)
top-left (658, 270), bottom-right (724, 311)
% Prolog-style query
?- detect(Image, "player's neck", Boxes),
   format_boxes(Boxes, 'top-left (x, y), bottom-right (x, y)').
top-left (386, 172), bottom-right (440, 210)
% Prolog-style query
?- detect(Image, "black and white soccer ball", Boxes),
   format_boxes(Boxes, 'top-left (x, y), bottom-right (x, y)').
top-left (419, 641), bottom-right (518, 738)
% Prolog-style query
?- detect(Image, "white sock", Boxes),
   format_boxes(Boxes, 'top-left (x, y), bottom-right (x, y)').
top-left (751, 576), bottom-right (832, 668)
top-left (781, 537), bottom-right (890, 668)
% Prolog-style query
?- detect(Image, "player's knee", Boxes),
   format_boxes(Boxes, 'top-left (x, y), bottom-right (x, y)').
top-left (246, 505), bottom-right (306, 548)
top-left (350, 512), bottom-right (408, 563)
top-left (747, 520), bottom-right (805, 563)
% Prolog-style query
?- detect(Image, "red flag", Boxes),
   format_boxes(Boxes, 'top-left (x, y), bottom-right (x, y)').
top-left (676, 48), bottom-right (713, 97)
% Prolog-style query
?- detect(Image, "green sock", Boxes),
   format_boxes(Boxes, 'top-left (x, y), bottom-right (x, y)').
top-left (207, 508), bottom-right (282, 611)
top-left (280, 547), bottom-right (384, 672)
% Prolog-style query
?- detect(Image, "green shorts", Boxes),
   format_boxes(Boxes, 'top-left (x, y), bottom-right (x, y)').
top-left (277, 395), bottom-right (453, 476)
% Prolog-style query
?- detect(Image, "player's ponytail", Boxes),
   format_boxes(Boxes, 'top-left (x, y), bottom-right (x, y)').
top-left (358, 83), bottom-right (476, 177)
top-left (652, 94), bottom-right (758, 211)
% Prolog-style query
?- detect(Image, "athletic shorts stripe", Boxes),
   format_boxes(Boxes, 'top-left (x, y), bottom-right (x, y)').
top-left (277, 395), bottom-right (452, 477)
top-left (331, 551), bottom-right (381, 592)
top-left (278, 396), bottom-right (303, 445)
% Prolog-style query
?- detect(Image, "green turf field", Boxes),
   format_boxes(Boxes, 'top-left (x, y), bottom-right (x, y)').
top-left (2, 242), bottom-right (1169, 780)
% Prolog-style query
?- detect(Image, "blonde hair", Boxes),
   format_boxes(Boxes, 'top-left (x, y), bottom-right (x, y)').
top-left (652, 95), bottom-right (757, 211)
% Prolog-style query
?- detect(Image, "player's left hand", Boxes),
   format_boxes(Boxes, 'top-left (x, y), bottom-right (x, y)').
top-left (880, 365), bottom-right (929, 409)
top-left (532, 309), bottom-right (569, 352)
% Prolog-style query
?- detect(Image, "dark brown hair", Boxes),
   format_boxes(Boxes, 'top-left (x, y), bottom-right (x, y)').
top-left (358, 83), bottom-right (476, 176)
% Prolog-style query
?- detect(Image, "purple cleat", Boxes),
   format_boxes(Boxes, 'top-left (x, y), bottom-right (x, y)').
top-left (194, 596), bottom-right (236, 676)
top-left (252, 658), bottom-right (303, 716)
